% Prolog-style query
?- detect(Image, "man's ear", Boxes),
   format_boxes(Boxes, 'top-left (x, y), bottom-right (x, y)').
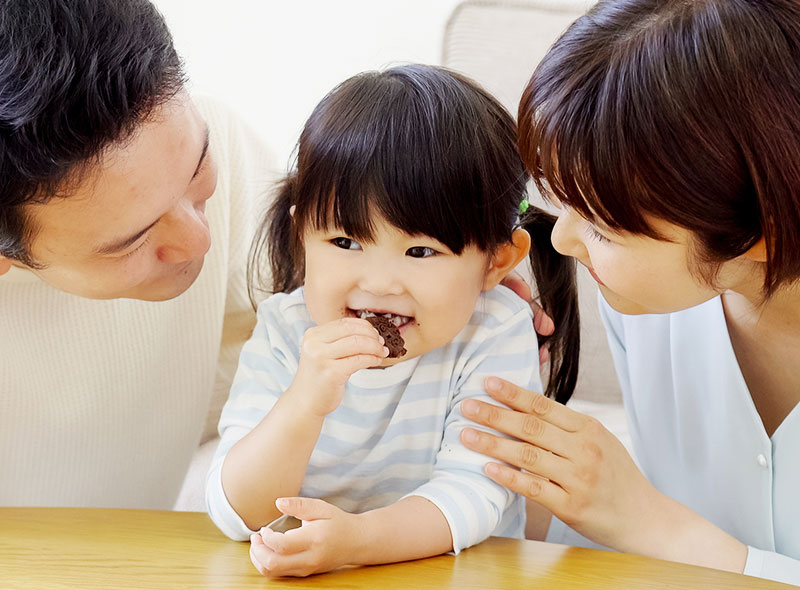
top-left (0, 256), bottom-right (12, 276)
top-left (483, 228), bottom-right (531, 291)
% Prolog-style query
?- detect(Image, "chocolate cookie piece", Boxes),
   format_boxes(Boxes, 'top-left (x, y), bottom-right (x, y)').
top-left (366, 315), bottom-right (407, 358)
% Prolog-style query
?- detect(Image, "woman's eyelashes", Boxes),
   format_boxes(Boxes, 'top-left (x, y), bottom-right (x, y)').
top-left (585, 224), bottom-right (612, 244)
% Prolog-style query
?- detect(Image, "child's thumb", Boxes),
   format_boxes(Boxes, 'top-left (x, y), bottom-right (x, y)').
top-left (275, 496), bottom-right (333, 521)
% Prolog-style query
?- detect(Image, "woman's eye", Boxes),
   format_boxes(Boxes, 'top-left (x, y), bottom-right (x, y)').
top-left (332, 237), bottom-right (362, 250)
top-left (585, 225), bottom-right (611, 244)
top-left (406, 246), bottom-right (437, 258)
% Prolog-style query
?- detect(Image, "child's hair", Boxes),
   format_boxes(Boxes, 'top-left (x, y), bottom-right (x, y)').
top-left (518, 0), bottom-right (800, 297)
top-left (250, 64), bottom-right (579, 403)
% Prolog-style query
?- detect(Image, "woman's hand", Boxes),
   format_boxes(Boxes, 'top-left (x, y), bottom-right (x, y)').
top-left (459, 377), bottom-right (667, 552)
top-left (459, 377), bottom-right (748, 571)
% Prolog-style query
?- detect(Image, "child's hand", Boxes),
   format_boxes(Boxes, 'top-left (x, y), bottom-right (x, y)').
top-left (291, 318), bottom-right (388, 416)
top-left (249, 497), bottom-right (362, 578)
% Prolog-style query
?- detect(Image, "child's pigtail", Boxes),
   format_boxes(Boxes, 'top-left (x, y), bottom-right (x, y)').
top-left (522, 207), bottom-right (580, 404)
top-left (247, 175), bottom-right (302, 308)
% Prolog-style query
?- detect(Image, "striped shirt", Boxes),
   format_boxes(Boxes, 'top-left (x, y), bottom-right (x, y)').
top-left (206, 285), bottom-right (541, 552)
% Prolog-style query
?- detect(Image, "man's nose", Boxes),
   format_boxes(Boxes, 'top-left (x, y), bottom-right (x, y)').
top-left (155, 200), bottom-right (211, 264)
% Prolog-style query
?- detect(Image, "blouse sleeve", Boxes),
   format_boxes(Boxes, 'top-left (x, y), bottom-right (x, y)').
top-left (744, 546), bottom-right (800, 586)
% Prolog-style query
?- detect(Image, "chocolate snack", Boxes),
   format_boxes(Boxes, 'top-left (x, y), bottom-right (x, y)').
top-left (366, 315), bottom-right (407, 358)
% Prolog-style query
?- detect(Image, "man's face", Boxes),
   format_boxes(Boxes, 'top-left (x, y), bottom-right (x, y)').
top-left (10, 92), bottom-right (218, 301)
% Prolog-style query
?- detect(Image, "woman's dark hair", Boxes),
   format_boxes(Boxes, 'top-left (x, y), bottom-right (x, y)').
top-left (0, 0), bottom-right (185, 266)
top-left (519, 0), bottom-right (800, 297)
top-left (250, 64), bottom-right (579, 403)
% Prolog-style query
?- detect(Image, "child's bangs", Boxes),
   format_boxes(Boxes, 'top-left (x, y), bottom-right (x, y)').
top-left (294, 68), bottom-right (502, 253)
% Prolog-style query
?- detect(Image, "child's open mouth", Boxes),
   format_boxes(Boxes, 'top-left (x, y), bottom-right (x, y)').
top-left (348, 309), bottom-right (413, 330)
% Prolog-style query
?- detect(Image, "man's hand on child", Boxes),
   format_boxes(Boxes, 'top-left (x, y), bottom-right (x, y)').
top-left (500, 271), bottom-right (554, 367)
top-left (249, 497), bottom-right (361, 578)
top-left (292, 318), bottom-right (389, 416)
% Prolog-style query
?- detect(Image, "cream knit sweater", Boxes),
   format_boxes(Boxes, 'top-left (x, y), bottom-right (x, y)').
top-left (0, 97), bottom-right (276, 509)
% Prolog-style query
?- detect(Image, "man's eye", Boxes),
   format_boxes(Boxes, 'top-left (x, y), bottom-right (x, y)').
top-left (332, 237), bottom-right (362, 250)
top-left (406, 246), bottom-right (437, 258)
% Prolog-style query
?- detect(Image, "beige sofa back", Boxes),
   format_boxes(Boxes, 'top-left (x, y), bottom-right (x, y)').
top-left (442, 0), bottom-right (621, 405)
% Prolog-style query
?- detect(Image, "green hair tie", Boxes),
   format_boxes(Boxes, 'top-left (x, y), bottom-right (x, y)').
top-left (519, 198), bottom-right (530, 215)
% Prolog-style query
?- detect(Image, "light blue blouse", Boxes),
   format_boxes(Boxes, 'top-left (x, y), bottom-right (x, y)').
top-left (547, 294), bottom-right (800, 586)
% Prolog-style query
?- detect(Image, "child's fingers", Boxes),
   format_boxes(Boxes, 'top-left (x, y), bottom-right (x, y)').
top-left (259, 526), bottom-right (311, 556)
top-left (253, 550), bottom-right (318, 578)
top-left (309, 317), bottom-right (385, 344)
top-left (326, 333), bottom-right (389, 360)
top-left (340, 353), bottom-right (388, 373)
top-left (249, 534), bottom-right (273, 576)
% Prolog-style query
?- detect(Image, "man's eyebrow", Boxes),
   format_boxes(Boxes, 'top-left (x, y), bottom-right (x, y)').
top-left (94, 125), bottom-right (210, 256)
top-left (192, 125), bottom-right (210, 180)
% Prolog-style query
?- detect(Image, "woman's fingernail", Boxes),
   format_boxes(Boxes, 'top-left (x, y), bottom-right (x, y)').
top-left (276, 498), bottom-right (289, 509)
top-left (462, 428), bottom-right (479, 443)
top-left (486, 377), bottom-right (502, 392)
top-left (486, 463), bottom-right (501, 476)
top-left (462, 399), bottom-right (478, 415)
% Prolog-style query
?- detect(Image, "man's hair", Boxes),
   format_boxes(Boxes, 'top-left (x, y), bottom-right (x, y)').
top-left (0, 0), bottom-right (185, 266)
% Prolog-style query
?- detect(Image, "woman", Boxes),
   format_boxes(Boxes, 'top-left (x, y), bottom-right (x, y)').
top-left (460, 0), bottom-right (800, 585)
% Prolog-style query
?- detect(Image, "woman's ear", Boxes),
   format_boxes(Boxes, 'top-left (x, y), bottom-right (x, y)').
top-left (483, 228), bottom-right (531, 291)
top-left (742, 236), bottom-right (767, 262)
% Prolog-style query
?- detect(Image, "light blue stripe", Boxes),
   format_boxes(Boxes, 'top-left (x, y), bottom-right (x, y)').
top-left (307, 448), bottom-right (437, 477)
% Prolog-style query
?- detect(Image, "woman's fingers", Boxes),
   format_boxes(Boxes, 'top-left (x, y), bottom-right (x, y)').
top-left (460, 428), bottom-right (572, 484)
top-left (461, 399), bottom-right (571, 458)
top-left (483, 377), bottom-right (584, 432)
top-left (483, 461), bottom-right (568, 509)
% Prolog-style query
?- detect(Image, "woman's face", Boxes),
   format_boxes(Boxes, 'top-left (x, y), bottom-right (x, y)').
top-left (549, 202), bottom-right (749, 315)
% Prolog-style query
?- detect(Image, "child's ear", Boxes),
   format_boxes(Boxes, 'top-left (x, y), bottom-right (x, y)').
top-left (483, 228), bottom-right (531, 291)
top-left (0, 256), bottom-right (12, 276)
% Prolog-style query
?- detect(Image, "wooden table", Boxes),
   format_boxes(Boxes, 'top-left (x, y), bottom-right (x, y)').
top-left (0, 508), bottom-right (792, 589)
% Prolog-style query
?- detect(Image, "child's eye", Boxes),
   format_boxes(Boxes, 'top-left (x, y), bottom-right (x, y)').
top-left (332, 237), bottom-right (362, 250)
top-left (585, 225), bottom-right (611, 244)
top-left (406, 246), bottom-right (437, 258)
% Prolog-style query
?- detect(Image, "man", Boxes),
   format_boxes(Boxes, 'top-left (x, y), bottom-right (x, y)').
top-left (0, 0), bottom-right (275, 508)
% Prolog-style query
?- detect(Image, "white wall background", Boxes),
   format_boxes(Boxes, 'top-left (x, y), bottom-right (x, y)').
top-left (152, 0), bottom-right (462, 169)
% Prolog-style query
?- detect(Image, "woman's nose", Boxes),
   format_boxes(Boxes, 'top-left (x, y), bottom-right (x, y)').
top-left (550, 207), bottom-right (587, 260)
top-left (155, 201), bottom-right (211, 264)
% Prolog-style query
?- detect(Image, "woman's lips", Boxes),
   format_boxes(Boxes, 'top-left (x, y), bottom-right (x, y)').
top-left (587, 267), bottom-right (605, 287)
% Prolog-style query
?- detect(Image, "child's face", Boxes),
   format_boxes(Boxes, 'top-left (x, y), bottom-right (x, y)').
top-left (302, 216), bottom-right (490, 366)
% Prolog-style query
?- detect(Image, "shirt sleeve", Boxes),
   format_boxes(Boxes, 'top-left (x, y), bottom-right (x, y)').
top-left (408, 297), bottom-right (541, 553)
top-left (205, 296), bottom-right (299, 541)
top-left (744, 546), bottom-right (800, 586)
